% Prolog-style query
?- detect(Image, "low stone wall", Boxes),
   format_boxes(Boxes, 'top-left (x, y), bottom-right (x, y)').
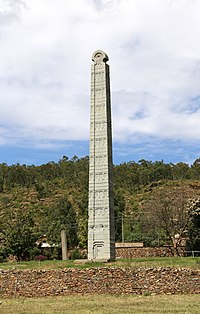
top-left (0, 267), bottom-right (199, 298)
top-left (115, 246), bottom-right (185, 258)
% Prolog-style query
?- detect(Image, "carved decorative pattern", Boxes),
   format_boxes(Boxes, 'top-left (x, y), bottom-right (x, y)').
top-left (92, 50), bottom-right (109, 64)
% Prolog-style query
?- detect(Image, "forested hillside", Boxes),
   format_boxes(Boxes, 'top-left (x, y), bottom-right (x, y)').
top-left (0, 156), bottom-right (200, 260)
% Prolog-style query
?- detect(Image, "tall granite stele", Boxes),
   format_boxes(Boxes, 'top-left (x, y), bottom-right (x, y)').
top-left (88, 50), bottom-right (115, 261)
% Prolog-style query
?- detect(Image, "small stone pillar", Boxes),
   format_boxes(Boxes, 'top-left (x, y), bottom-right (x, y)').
top-left (61, 230), bottom-right (67, 260)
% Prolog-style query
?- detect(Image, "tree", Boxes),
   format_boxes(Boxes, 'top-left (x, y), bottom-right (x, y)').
top-left (190, 158), bottom-right (200, 180)
top-left (2, 208), bottom-right (37, 260)
top-left (114, 190), bottom-right (126, 242)
top-left (44, 196), bottom-right (78, 249)
top-left (171, 162), bottom-right (190, 180)
top-left (142, 185), bottom-right (200, 255)
top-left (187, 199), bottom-right (200, 250)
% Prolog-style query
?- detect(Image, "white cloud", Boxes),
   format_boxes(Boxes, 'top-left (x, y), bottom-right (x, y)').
top-left (0, 0), bottom-right (200, 161)
top-left (0, 0), bottom-right (26, 26)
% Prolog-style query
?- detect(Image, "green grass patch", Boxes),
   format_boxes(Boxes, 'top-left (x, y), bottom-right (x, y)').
top-left (115, 256), bottom-right (200, 269)
top-left (0, 257), bottom-right (200, 270)
top-left (0, 294), bottom-right (200, 314)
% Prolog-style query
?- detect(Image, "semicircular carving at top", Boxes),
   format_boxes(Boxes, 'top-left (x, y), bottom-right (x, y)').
top-left (92, 50), bottom-right (109, 64)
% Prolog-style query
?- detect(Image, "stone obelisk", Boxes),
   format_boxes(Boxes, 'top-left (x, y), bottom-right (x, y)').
top-left (88, 50), bottom-right (115, 261)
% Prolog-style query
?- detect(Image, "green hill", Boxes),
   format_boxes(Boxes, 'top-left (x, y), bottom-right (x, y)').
top-left (0, 156), bottom-right (200, 261)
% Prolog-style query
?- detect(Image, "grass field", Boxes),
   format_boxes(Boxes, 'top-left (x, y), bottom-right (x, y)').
top-left (0, 256), bottom-right (200, 270)
top-left (0, 294), bottom-right (200, 314)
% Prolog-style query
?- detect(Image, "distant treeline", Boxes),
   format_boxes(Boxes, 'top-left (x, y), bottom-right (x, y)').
top-left (1, 156), bottom-right (200, 192)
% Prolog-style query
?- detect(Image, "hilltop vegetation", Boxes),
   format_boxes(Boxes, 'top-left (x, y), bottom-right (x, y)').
top-left (0, 156), bottom-right (200, 261)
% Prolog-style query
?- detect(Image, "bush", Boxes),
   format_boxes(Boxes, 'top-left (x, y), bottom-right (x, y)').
top-left (70, 248), bottom-right (83, 260)
top-left (34, 255), bottom-right (47, 261)
top-left (0, 254), bottom-right (5, 263)
top-left (0, 247), bottom-right (7, 262)
top-left (29, 246), bottom-right (42, 260)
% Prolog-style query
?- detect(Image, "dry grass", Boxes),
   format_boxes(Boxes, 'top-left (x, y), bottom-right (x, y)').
top-left (0, 294), bottom-right (200, 314)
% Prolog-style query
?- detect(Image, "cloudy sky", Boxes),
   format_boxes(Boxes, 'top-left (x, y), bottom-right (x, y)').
top-left (1, 0), bottom-right (200, 165)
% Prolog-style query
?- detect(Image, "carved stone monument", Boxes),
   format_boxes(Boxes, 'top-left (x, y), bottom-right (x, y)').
top-left (88, 50), bottom-right (115, 261)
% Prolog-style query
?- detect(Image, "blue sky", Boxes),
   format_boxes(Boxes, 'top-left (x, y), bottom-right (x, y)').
top-left (1, 0), bottom-right (200, 165)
